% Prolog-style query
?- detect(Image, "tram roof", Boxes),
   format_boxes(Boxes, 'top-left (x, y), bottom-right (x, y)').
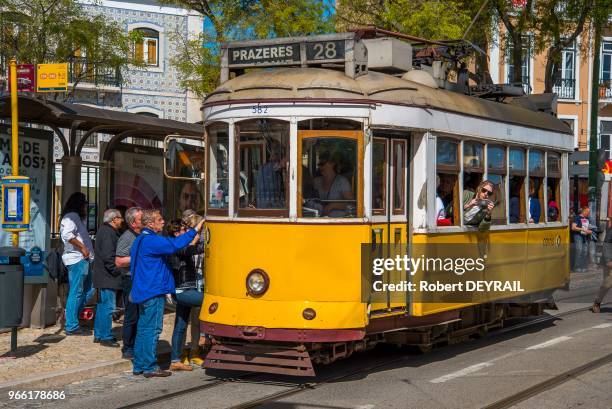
top-left (203, 68), bottom-right (572, 136)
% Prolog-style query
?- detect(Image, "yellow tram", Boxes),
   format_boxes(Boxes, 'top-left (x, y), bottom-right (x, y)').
top-left (171, 33), bottom-right (573, 376)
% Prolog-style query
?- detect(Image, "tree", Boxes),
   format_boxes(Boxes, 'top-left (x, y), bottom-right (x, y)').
top-left (0, 0), bottom-right (140, 98)
top-left (336, 0), bottom-right (474, 40)
top-left (533, 0), bottom-right (595, 93)
top-left (161, 0), bottom-right (334, 98)
top-left (491, 0), bottom-right (535, 86)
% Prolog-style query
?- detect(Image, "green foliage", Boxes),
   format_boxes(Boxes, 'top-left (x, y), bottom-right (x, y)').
top-left (336, 0), bottom-right (476, 40)
top-left (160, 0), bottom-right (334, 98)
top-left (0, 0), bottom-right (139, 97)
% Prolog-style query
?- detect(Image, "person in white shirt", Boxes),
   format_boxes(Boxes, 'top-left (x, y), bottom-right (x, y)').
top-left (60, 192), bottom-right (95, 335)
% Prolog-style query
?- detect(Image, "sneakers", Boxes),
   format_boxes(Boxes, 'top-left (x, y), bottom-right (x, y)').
top-left (99, 339), bottom-right (120, 348)
top-left (143, 369), bottom-right (172, 378)
top-left (65, 328), bottom-right (90, 336)
top-left (170, 361), bottom-right (193, 371)
top-left (122, 351), bottom-right (134, 360)
top-left (592, 302), bottom-right (601, 313)
top-left (94, 337), bottom-right (118, 343)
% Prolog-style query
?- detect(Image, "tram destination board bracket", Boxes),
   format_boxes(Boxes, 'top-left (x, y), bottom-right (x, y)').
top-left (220, 32), bottom-right (368, 82)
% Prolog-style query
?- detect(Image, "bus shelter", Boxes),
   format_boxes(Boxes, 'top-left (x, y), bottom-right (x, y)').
top-left (0, 95), bottom-right (203, 327)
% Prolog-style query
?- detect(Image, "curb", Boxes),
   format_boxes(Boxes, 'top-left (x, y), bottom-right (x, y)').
top-left (0, 349), bottom-right (171, 394)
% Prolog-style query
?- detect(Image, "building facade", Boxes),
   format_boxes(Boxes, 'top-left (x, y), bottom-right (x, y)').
top-left (489, 23), bottom-right (612, 212)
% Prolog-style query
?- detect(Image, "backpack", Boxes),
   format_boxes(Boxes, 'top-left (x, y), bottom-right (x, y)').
top-left (46, 248), bottom-right (68, 285)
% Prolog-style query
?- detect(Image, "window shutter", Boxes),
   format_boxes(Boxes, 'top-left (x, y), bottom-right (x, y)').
top-left (135, 40), bottom-right (144, 62)
top-left (147, 39), bottom-right (157, 66)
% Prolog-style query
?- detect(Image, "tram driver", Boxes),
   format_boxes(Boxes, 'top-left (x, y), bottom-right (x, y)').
top-left (304, 151), bottom-right (354, 217)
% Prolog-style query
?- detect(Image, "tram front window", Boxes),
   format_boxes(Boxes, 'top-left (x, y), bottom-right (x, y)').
top-left (236, 119), bottom-right (289, 214)
top-left (301, 138), bottom-right (357, 218)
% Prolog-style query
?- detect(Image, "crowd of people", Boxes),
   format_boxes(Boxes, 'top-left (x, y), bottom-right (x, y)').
top-left (59, 192), bottom-right (206, 378)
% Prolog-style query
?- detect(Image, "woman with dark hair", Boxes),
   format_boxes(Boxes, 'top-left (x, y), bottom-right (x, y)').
top-left (60, 192), bottom-right (95, 335)
top-left (165, 218), bottom-right (205, 371)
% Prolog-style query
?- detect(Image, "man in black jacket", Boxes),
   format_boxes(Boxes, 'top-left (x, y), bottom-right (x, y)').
top-left (93, 209), bottom-right (123, 347)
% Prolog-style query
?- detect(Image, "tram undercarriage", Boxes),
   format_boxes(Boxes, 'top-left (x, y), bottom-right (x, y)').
top-left (203, 300), bottom-right (557, 377)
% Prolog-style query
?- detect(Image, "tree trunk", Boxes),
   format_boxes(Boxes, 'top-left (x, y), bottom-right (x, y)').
top-left (543, 47), bottom-right (557, 93)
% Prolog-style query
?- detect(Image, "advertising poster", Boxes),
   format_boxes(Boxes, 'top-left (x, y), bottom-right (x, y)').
top-left (0, 125), bottom-right (53, 252)
top-left (112, 144), bottom-right (164, 210)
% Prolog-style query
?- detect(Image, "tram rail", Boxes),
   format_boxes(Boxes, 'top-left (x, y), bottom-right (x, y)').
top-left (116, 302), bottom-right (607, 409)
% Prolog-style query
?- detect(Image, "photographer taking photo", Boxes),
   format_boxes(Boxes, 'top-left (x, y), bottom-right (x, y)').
top-left (464, 180), bottom-right (496, 231)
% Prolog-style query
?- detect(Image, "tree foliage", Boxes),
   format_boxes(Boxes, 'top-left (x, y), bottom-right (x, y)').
top-left (336, 0), bottom-right (475, 40)
top-left (0, 0), bottom-right (139, 97)
top-left (161, 0), bottom-right (334, 98)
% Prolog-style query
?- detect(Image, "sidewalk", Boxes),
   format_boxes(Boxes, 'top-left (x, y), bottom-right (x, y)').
top-left (0, 312), bottom-right (181, 392)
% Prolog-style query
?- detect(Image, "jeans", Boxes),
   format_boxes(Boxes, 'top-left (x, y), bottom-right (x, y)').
top-left (573, 236), bottom-right (588, 271)
top-left (121, 276), bottom-right (139, 355)
top-left (65, 259), bottom-right (94, 333)
top-left (170, 289), bottom-right (203, 362)
top-left (133, 295), bottom-right (165, 374)
top-left (94, 289), bottom-right (116, 341)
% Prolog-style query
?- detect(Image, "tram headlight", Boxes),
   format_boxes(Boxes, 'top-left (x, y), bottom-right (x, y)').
top-left (246, 269), bottom-right (269, 296)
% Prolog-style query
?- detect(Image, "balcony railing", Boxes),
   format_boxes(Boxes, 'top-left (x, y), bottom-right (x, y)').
top-left (553, 78), bottom-right (576, 100)
top-left (600, 79), bottom-right (612, 99)
top-left (68, 57), bottom-right (121, 88)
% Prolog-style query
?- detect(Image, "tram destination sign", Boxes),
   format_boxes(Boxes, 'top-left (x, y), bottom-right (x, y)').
top-left (228, 40), bottom-right (346, 67)
top-left (221, 33), bottom-right (366, 81)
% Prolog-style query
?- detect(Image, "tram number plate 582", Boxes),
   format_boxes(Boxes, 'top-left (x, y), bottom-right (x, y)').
top-left (251, 104), bottom-right (268, 114)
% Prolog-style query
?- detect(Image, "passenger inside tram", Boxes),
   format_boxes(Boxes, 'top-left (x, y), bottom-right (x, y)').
top-left (178, 181), bottom-right (202, 214)
top-left (464, 180), bottom-right (496, 229)
top-left (509, 178), bottom-right (523, 223)
top-left (255, 143), bottom-right (286, 209)
top-left (528, 178), bottom-right (542, 224)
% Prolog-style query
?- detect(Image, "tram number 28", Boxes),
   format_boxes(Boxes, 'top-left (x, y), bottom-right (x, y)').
top-left (306, 40), bottom-right (345, 61)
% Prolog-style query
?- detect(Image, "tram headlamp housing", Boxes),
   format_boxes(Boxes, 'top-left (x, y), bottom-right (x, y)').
top-left (246, 269), bottom-right (269, 296)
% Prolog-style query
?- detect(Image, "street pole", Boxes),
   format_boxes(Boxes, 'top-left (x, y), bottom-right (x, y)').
top-left (588, 19), bottom-right (602, 221)
top-left (8, 59), bottom-right (19, 353)
top-left (9, 59), bottom-right (19, 248)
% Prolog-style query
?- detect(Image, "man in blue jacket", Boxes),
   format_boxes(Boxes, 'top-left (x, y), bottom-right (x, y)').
top-left (130, 209), bottom-right (205, 378)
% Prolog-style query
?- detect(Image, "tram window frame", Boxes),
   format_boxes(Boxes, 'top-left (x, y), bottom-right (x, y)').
top-left (297, 130), bottom-right (363, 219)
top-left (372, 138), bottom-right (388, 216)
top-left (206, 122), bottom-right (230, 216)
top-left (487, 144), bottom-right (507, 225)
top-left (546, 152), bottom-right (562, 222)
top-left (235, 118), bottom-right (290, 217)
top-left (528, 150), bottom-right (545, 224)
top-left (509, 147), bottom-right (526, 224)
top-left (436, 138), bottom-right (460, 226)
top-left (392, 139), bottom-right (408, 215)
top-left (462, 141), bottom-right (484, 215)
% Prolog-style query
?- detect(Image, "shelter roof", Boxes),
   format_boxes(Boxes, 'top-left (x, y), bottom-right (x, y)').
top-left (0, 95), bottom-right (203, 138)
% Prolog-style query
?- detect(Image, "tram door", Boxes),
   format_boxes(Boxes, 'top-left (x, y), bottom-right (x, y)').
top-left (371, 135), bottom-right (409, 313)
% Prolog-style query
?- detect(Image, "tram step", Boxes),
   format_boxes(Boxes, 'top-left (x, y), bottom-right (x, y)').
top-left (204, 343), bottom-right (316, 377)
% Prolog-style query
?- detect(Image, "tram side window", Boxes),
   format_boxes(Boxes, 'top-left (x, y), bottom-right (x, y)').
top-left (509, 148), bottom-right (526, 223)
top-left (547, 152), bottom-right (562, 222)
top-left (436, 139), bottom-right (459, 226)
top-left (372, 139), bottom-right (388, 215)
top-left (236, 119), bottom-right (289, 214)
top-left (463, 141), bottom-right (484, 209)
top-left (488, 145), bottom-right (507, 224)
top-left (300, 137), bottom-right (358, 218)
top-left (528, 150), bottom-right (545, 224)
top-left (207, 123), bottom-right (229, 211)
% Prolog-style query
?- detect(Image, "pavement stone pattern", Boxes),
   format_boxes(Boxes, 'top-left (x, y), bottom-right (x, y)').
top-left (0, 312), bottom-right (182, 384)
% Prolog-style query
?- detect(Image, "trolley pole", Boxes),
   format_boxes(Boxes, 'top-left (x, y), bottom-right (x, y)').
top-left (9, 59), bottom-right (19, 248)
